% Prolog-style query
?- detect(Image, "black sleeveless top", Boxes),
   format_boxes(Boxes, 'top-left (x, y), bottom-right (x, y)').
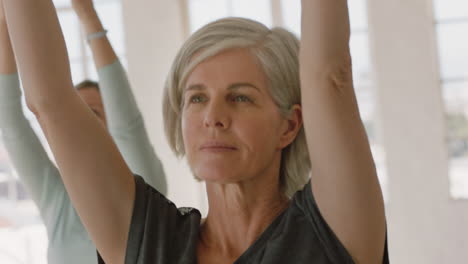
top-left (99, 175), bottom-right (389, 263)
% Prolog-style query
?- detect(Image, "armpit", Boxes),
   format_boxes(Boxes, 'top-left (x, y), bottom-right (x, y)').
top-left (327, 54), bottom-right (353, 96)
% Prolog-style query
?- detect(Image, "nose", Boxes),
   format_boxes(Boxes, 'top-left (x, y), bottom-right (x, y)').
top-left (203, 100), bottom-right (230, 130)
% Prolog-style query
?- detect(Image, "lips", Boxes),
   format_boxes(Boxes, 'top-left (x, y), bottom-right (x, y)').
top-left (199, 141), bottom-right (237, 151)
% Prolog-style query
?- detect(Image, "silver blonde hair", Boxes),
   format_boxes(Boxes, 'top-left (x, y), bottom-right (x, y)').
top-left (163, 17), bottom-right (311, 197)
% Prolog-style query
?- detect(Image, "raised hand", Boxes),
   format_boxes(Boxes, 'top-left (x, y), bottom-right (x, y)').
top-left (71, 0), bottom-right (103, 35)
top-left (71, 0), bottom-right (96, 20)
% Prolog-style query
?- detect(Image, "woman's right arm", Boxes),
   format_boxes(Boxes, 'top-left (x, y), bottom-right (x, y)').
top-left (3, 0), bottom-right (134, 262)
top-left (0, 12), bottom-right (65, 225)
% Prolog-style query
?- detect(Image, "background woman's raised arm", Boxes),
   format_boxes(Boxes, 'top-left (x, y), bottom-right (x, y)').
top-left (72, 0), bottom-right (168, 194)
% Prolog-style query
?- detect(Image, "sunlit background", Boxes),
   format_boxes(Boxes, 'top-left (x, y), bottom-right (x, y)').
top-left (0, 0), bottom-right (467, 263)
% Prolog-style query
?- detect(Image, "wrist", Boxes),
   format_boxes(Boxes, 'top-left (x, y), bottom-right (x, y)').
top-left (80, 14), bottom-right (105, 35)
top-left (87, 29), bottom-right (108, 44)
top-left (77, 9), bottom-right (100, 28)
top-left (75, 5), bottom-right (97, 18)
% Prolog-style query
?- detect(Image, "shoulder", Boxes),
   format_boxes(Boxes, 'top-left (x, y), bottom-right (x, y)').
top-left (287, 180), bottom-right (356, 263)
top-left (288, 181), bottom-right (390, 264)
top-left (133, 175), bottom-right (200, 218)
top-left (125, 175), bottom-right (201, 263)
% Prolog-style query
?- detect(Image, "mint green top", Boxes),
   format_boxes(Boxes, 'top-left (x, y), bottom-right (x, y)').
top-left (0, 59), bottom-right (167, 264)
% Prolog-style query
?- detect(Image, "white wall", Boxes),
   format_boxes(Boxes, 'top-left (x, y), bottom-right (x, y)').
top-left (368, 0), bottom-right (468, 262)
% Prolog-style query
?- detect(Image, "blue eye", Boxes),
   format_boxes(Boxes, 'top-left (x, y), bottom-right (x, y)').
top-left (189, 95), bottom-right (206, 103)
top-left (233, 95), bottom-right (251, 103)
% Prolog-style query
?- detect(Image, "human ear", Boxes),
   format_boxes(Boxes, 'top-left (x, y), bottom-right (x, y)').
top-left (278, 104), bottom-right (303, 149)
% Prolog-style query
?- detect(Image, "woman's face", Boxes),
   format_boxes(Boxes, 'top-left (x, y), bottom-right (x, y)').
top-left (182, 48), bottom-right (293, 184)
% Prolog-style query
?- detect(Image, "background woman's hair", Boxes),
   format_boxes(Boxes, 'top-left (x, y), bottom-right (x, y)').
top-left (163, 17), bottom-right (311, 197)
top-left (75, 79), bottom-right (100, 92)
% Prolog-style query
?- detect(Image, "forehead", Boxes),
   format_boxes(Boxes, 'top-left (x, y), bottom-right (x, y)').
top-left (185, 48), bottom-right (269, 91)
top-left (77, 88), bottom-right (103, 104)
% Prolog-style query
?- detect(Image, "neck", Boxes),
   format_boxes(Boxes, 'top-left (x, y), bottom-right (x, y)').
top-left (200, 167), bottom-right (289, 259)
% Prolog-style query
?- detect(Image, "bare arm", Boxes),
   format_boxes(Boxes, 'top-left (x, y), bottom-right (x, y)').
top-left (1, 11), bottom-right (64, 225)
top-left (72, 0), bottom-right (117, 67)
top-left (300, 1), bottom-right (386, 263)
top-left (3, 0), bottom-right (134, 262)
top-left (0, 5), bottom-right (15, 74)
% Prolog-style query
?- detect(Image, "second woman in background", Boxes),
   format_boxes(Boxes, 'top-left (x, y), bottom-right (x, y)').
top-left (0, 0), bottom-right (167, 263)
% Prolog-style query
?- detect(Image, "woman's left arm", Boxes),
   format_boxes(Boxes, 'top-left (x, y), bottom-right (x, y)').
top-left (300, 1), bottom-right (386, 263)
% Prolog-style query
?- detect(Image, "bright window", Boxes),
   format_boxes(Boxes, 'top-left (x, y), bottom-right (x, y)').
top-left (433, 0), bottom-right (468, 199)
top-left (187, 0), bottom-right (272, 33)
top-left (0, 1), bottom-right (126, 263)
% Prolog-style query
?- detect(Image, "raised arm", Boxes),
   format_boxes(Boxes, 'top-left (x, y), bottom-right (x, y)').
top-left (300, 1), bottom-right (386, 263)
top-left (73, 0), bottom-right (168, 194)
top-left (72, 0), bottom-right (116, 67)
top-left (3, 0), bottom-right (134, 262)
top-left (0, 9), bottom-right (64, 225)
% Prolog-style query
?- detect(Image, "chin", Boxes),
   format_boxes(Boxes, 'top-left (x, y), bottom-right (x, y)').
top-left (193, 163), bottom-right (241, 184)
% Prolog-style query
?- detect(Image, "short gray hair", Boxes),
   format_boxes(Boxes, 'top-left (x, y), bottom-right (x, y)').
top-left (163, 17), bottom-right (311, 196)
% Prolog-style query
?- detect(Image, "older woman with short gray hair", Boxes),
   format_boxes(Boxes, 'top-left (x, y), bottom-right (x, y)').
top-left (3, 0), bottom-right (389, 263)
top-left (164, 17), bottom-right (310, 197)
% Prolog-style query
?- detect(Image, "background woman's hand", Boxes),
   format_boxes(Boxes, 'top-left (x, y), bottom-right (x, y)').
top-left (71, 0), bottom-right (96, 20)
top-left (71, 0), bottom-right (116, 67)
top-left (71, 0), bottom-right (103, 35)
